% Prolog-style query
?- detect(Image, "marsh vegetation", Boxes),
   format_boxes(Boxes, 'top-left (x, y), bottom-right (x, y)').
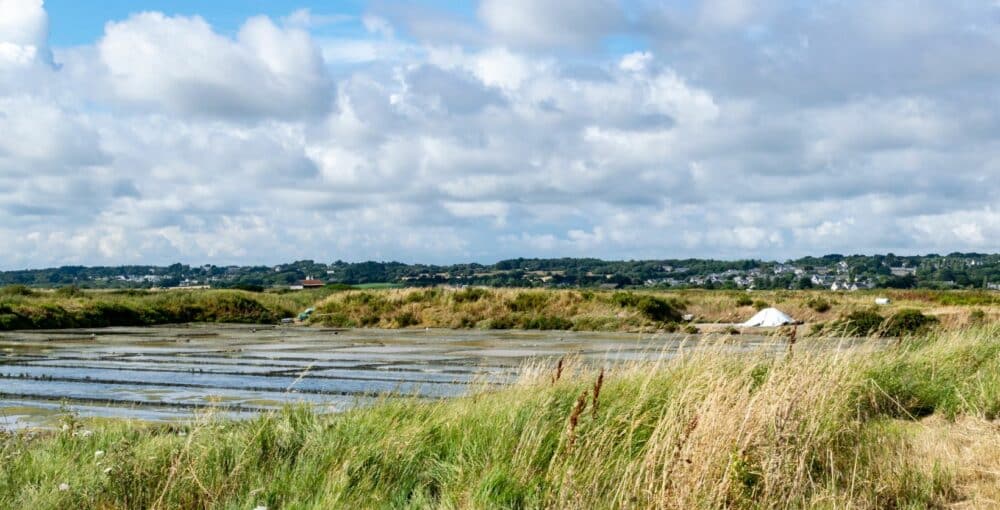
top-left (2, 286), bottom-right (995, 335)
top-left (1, 326), bottom-right (998, 508)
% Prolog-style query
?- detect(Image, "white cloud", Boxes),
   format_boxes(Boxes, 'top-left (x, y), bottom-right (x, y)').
top-left (0, 0), bottom-right (50, 67)
top-left (98, 12), bottom-right (331, 118)
top-left (2, 1), bottom-right (1000, 268)
top-left (478, 0), bottom-right (625, 48)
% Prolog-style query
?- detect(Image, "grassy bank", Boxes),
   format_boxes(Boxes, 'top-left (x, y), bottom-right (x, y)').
top-left (310, 287), bottom-right (995, 332)
top-left (3, 285), bottom-right (997, 332)
top-left (2, 327), bottom-right (998, 509)
top-left (0, 288), bottom-right (334, 330)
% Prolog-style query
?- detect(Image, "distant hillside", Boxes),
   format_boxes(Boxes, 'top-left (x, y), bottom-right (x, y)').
top-left (2, 253), bottom-right (999, 290)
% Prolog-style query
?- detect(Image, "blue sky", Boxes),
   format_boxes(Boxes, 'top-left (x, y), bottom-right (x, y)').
top-left (45, 1), bottom-right (371, 44)
top-left (1, 0), bottom-right (999, 268)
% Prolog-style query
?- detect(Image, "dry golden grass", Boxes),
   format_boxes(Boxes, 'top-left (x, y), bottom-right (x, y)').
top-left (910, 416), bottom-right (1000, 509)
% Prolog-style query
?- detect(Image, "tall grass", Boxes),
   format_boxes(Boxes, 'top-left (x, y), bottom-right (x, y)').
top-left (2, 326), bottom-right (998, 508)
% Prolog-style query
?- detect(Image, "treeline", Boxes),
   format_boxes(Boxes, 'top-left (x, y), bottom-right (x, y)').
top-left (2, 253), bottom-right (999, 290)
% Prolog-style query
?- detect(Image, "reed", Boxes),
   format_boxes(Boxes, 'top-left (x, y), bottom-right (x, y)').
top-left (1, 325), bottom-right (998, 508)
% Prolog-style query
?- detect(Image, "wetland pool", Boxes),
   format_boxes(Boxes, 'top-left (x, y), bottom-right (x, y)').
top-left (0, 324), bottom-right (797, 429)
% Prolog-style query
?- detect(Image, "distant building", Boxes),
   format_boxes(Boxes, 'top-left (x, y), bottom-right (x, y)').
top-left (300, 278), bottom-right (324, 289)
top-left (890, 267), bottom-right (916, 277)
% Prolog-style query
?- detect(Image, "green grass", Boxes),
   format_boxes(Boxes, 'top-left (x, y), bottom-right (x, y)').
top-left (2, 326), bottom-right (998, 508)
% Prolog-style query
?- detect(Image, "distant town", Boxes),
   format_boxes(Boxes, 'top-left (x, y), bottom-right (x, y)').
top-left (2, 253), bottom-right (999, 291)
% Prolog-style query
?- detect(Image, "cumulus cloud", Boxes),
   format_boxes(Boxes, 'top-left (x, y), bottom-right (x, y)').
top-left (1, 0), bottom-right (1000, 268)
top-left (478, 0), bottom-right (626, 48)
top-left (98, 12), bottom-right (331, 118)
top-left (0, 0), bottom-right (51, 66)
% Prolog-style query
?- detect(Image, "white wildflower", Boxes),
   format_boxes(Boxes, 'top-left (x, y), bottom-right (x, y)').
top-left (94, 450), bottom-right (105, 458)
top-left (58, 483), bottom-right (70, 491)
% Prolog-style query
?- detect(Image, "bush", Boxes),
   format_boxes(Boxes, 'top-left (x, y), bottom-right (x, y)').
top-left (839, 309), bottom-right (885, 336)
top-left (0, 285), bottom-right (35, 297)
top-left (508, 292), bottom-right (549, 312)
top-left (610, 292), bottom-right (640, 308)
top-left (231, 284), bottom-right (265, 292)
top-left (636, 296), bottom-right (683, 323)
top-left (969, 309), bottom-right (986, 325)
top-left (453, 288), bottom-right (489, 303)
top-left (752, 300), bottom-right (769, 311)
top-left (404, 289), bottom-right (441, 304)
top-left (735, 295), bottom-right (753, 307)
top-left (883, 309), bottom-right (938, 337)
top-left (321, 313), bottom-right (354, 328)
top-left (683, 324), bottom-right (699, 334)
top-left (393, 311), bottom-right (420, 328)
top-left (196, 292), bottom-right (278, 323)
top-left (54, 286), bottom-right (84, 297)
top-left (480, 316), bottom-right (517, 330)
top-left (806, 297), bottom-right (832, 313)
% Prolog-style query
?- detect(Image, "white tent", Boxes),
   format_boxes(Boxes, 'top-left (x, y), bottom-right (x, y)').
top-left (743, 307), bottom-right (795, 327)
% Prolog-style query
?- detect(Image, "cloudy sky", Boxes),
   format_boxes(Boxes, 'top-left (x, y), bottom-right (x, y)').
top-left (1, 0), bottom-right (998, 269)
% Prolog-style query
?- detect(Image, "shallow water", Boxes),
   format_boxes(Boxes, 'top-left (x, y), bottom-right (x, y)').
top-left (0, 324), bottom-right (794, 429)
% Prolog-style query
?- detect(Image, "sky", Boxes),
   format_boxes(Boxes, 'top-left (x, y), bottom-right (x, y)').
top-left (1, 1), bottom-right (999, 269)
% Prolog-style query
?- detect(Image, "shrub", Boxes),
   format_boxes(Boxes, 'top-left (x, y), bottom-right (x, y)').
top-left (735, 295), bottom-right (753, 307)
top-left (883, 309), bottom-right (938, 337)
top-left (324, 283), bottom-right (356, 291)
top-left (196, 292), bottom-right (277, 323)
top-left (0, 313), bottom-right (28, 330)
top-left (969, 309), bottom-right (986, 325)
top-left (0, 285), bottom-right (35, 297)
top-left (480, 316), bottom-right (516, 330)
top-left (660, 322), bottom-right (680, 333)
top-left (610, 292), bottom-right (640, 308)
top-left (54, 286), bottom-right (84, 298)
top-left (683, 324), bottom-right (699, 334)
top-left (404, 289), bottom-right (440, 304)
top-left (839, 309), bottom-right (885, 336)
top-left (453, 288), bottom-right (489, 303)
top-left (752, 300), bottom-right (769, 311)
top-left (231, 284), bottom-right (265, 292)
top-left (636, 296), bottom-right (683, 323)
top-left (393, 311), bottom-right (420, 328)
top-left (508, 292), bottom-right (549, 312)
top-left (321, 313), bottom-right (354, 328)
top-left (806, 297), bottom-right (832, 313)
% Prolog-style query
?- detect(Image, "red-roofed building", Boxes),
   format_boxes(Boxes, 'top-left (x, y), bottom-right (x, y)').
top-left (300, 278), bottom-right (324, 288)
